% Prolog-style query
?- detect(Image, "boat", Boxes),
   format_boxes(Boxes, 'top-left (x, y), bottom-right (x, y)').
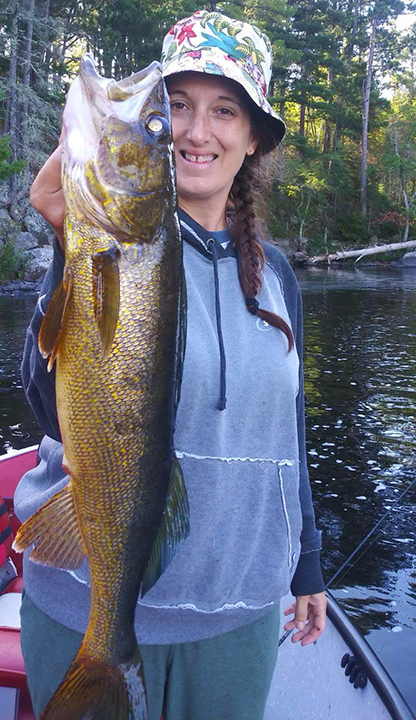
top-left (0, 446), bottom-right (414, 720)
top-left (0, 445), bottom-right (38, 720)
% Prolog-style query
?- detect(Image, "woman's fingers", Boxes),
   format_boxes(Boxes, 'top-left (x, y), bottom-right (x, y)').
top-left (308, 592), bottom-right (327, 637)
top-left (293, 623), bottom-right (322, 646)
top-left (291, 620), bottom-right (312, 642)
top-left (312, 598), bottom-right (327, 634)
top-left (283, 616), bottom-right (297, 631)
top-left (283, 602), bottom-right (296, 616)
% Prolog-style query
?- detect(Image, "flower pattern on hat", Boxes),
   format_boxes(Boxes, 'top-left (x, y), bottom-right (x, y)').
top-left (176, 22), bottom-right (197, 45)
top-left (161, 9), bottom-right (285, 147)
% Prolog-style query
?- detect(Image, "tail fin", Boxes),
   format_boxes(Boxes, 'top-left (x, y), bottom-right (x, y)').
top-left (40, 647), bottom-right (147, 720)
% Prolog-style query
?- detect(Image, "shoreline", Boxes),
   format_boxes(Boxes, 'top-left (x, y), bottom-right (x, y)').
top-left (0, 279), bottom-right (41, 295)
top-left (1, 261), bottom-right (415, 296)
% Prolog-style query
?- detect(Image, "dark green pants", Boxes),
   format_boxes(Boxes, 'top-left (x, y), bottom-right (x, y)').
top-left (20, 591), bottom-right (279, 720)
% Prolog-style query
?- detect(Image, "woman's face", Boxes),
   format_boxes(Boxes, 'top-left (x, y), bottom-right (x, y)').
top-left (167, 72), bottom-right (258, 211)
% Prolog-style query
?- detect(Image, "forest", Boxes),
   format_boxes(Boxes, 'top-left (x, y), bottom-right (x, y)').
top-left (1, 0), bottom-right (416, 258)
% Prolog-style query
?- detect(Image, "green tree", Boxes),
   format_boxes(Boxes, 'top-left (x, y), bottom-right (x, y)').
top-left (0, 133), bottom-right (25, 180)
top-left (379, 97), bottom-right (416, 241)
top-left (359, 0), bottom-right (404, 219)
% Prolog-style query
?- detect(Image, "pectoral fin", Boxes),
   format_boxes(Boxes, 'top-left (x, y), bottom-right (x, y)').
top-left (140, 455), bottom-right (190, 597)
top-left (38, 267), bottom-right (74, 371)
top-left (13, 481), bottom-right (86, 569)
top-left (92, 246), bottom-right (121, 356)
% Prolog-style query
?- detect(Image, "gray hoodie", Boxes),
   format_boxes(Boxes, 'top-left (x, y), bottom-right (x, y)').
top-left (15, 209), bottom-right (324, 644)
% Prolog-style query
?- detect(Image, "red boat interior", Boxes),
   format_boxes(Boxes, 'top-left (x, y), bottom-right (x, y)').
top-left (0, 447), bottom-right (38, 719)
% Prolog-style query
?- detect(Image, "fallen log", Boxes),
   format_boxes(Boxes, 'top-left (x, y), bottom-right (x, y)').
top-left (308, 238), bottom-right (416, 264)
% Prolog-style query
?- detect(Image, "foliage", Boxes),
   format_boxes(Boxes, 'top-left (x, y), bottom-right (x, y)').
top-left (0, 0), bottom-right (416, 251)
top-left (0, 134), bottom-right (25, 180)
top-left (0, 240), bottom-right (28, 282)
top-left (0, 90), bottom-right (25, 181)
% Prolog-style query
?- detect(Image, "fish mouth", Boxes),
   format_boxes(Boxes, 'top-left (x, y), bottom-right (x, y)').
top-left (81, 55), bottom-right (163, 123)
top-left (179, 151), bottom-right (218, 165)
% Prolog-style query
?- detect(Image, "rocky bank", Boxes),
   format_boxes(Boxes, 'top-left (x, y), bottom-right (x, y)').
top-left (394, 250), bottom-right (416, 267)
top-left (0, 205), bottom-right (55, 293)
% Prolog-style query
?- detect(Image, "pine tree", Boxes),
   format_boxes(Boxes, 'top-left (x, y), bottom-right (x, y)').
top-left (0, 134), bottom-right (25, 181)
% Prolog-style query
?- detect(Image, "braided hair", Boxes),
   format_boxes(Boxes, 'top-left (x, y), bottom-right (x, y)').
top-left (230, 146), bottom-right (294, 352)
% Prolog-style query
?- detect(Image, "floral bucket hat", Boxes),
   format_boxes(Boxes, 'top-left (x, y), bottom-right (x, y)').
top-left (161, 10), bottom-right (286, 152)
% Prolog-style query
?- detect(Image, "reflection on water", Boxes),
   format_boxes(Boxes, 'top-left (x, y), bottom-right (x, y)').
top-left (0, 266), bottom-right (415, 711)
top-left (0, 293), bottom-right (42, 453)
top-left (298, 266), bottom-right (416, 711)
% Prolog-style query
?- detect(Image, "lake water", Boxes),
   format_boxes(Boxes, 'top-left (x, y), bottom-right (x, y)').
top-left (0, 266), bottom-right (415, 713)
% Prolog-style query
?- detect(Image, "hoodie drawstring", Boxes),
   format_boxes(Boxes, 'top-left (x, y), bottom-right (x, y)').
top-left (207, 238), bottom-right (227, 411)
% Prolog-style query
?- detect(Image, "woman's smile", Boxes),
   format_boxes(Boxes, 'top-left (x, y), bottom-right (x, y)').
top-left (179, 150), bottom-right (218, 165)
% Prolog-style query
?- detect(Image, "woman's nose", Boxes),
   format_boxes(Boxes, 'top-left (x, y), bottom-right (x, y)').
top-left (186, 112), bottom-right (210, 144)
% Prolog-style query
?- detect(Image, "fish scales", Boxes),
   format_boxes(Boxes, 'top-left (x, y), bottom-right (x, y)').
top-left (14, 55), bottom-right (189, 720)
top-left (59, 238), bottom-right (178, 647)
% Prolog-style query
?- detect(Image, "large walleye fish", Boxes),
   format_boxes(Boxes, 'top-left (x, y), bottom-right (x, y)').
top-left (14, 55), bottom-right (189, 720)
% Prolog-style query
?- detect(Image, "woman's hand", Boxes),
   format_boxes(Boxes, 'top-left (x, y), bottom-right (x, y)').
top-left (283, 592), bottom-right (327, 646)
top-left (30, 143), bottom-right (65, 250)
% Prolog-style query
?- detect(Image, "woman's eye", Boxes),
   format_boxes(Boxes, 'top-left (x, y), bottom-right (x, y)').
top-left (171, 101), bottom-right (186, 111)
top-left (217, 107), bottom-right (234, 117)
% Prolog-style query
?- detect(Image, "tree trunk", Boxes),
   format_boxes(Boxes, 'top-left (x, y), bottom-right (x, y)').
top-left (323, 121), bottom-right (331, 153)
top-left (299, 101), bottom-right (306, 136)
top-left (345, 0), bottom-right (360, 66)
top-left (44, 43), bottom-right (52, 82)
top-left (392, 124), bottom-right (412, 243)
top-left (324, 67), bottom-right (333, 154)
top-left (8, 0), bottom-right (19, 203)
top-left (332, 119), bottom-right (340, 152)
top-left (23, 0), bottom-right (35, 89)
top-left (309, 238), bottom-right (416, 264)
top-left (37, 0), bottom-right (50, 86)
top-left (298, 191), bottom-right (311, 251)
top-left (21, 0), bottom-right (36, 184)
top-left (4, 95), bottom-right (10, 134)
top-left (360, 16), bottom-right (377, 219)
top-left (279, 84), bottom-right (285, 120)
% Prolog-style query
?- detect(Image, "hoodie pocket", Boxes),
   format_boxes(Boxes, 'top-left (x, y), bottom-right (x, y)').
top-left (138, 455), bottom-right (304, 611)
top-left (278, 459), bottom-right (302, 570)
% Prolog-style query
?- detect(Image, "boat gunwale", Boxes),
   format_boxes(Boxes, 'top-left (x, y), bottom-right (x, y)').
top-left (326, 590), bottom-right (415, 720)
top-left (0, 446), bottom-right (39, 463)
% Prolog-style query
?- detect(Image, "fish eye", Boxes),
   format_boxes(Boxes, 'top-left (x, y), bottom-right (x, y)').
top-left (146, 114), bottom-right (170, 139)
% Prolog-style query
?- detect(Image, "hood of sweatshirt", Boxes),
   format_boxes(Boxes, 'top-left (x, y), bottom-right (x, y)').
top-left (178, 208), bottom-right (235, 259)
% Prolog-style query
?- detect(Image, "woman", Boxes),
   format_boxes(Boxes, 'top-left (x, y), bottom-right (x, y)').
top-left (16, 10), bottom-right (327, 720)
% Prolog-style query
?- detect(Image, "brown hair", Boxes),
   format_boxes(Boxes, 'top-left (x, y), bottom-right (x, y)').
top-left (230, 115), bottom-right (294, 352)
